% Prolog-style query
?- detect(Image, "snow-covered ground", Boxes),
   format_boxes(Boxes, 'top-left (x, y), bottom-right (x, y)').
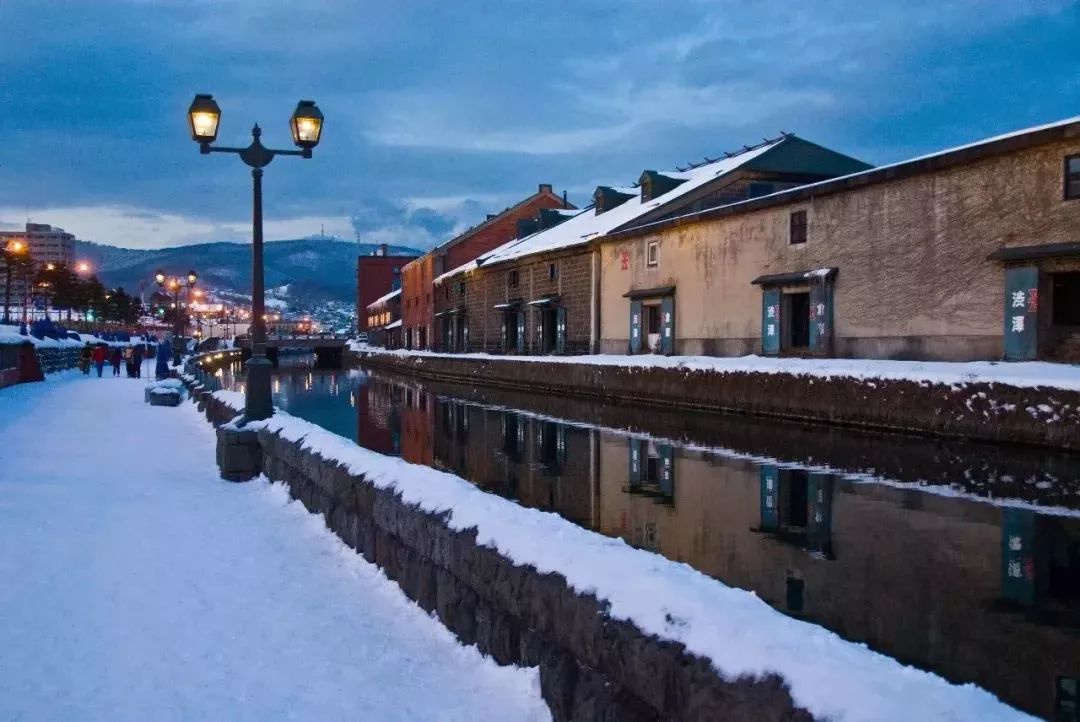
top-left (351, 343), bottom-right (1080, 391)
top-left (0, 372), bottom-right (549, 722)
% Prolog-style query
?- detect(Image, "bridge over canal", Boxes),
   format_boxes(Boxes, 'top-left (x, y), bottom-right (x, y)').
top-left (235, 334), bottom-right (349, 368)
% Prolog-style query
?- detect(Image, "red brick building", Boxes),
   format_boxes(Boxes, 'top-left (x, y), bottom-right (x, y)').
top-left (401, 184), bottom-right (573, 349)
top-left (356, 244), bottom-right (418, 333)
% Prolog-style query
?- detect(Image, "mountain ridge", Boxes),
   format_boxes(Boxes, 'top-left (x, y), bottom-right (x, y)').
top-left (76, 238), bottom-right (422, 305)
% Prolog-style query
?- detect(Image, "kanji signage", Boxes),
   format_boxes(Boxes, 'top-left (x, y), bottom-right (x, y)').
top-left (761, 289), bottom-right (781, 355)
top-left (1003, 266), bottom-right (1039, 361)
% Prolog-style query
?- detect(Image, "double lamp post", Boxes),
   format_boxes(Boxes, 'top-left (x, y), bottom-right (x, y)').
top-left (186, 93), bottom-right (323, 422)
top-left (155, 269), bottom-right (197, 365)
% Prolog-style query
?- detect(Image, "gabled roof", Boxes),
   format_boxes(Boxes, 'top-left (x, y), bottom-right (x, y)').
top-left (608, 115), bottom-right (1080, 241)
top-left (474, 138), bottom-right (790, 268)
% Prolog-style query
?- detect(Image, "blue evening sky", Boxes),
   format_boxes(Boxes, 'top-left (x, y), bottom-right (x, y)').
top-left (1, 1), bottom-right (1077, 249)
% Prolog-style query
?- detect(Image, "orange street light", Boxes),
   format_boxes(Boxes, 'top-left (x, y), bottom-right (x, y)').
top-left (76, 261), bottom-right (91, 274)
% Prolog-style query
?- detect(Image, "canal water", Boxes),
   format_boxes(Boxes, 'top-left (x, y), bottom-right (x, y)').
top-left (219, 358), bottom-right (1080, 721)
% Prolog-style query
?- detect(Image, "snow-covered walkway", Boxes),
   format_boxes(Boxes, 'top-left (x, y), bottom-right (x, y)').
top-left (0, 372), bottom-right (549, 722)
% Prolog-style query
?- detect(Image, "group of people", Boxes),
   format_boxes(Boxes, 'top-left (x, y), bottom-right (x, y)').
top-left (79, 343), bottom-right (146, 378)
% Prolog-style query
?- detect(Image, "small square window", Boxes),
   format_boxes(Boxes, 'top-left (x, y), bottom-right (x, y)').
top-left (646, 240), bottom-right (659, 267)
top-left (549, 263), bottom-right (558, 280)
top-left (1066, 155), bottom-right (1080, 200)
top-left (790, 210), bottom-right (808, 245)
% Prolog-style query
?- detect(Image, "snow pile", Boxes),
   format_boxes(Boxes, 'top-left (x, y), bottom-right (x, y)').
top-left (0, 323), bottom-right (84, 349)
top-left (350, 345), bottom-right (1080, 392)
top-left (238, 404), bottom-right (1034, 721)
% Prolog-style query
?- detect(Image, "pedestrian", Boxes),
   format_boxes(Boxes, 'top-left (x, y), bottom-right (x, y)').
top-left (92, 344), bottom-right (107, 378)
top-left (110, 346), bottom-right (123, 377)
top-left (124, 346), bottom-right (135, 378)
top-left (79, 344), bottom-right (92, 375)
top-left (132, 343), bottom-right (145, 379)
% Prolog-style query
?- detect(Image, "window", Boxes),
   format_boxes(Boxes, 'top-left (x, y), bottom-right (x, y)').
top-left (1067, 155), bottom-right (1080, 200)
top-left (790, 210), bottom-right (808, 245)
top-left (457, 281), bottom-right (466, 296)
top-left (508, 270), bottom-right (519, 287)
top-left (1052, 272), bottom-right (1080, 325)
top-left (646, 240), bottom-right (659, 267)
top-left (549, 263), bottom-right (558, 280)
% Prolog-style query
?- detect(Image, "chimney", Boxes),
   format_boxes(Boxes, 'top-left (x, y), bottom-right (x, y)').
top-left (538, 183), bottom-right (553, 194)
top-left (562, 190), bottom-right (568, 208)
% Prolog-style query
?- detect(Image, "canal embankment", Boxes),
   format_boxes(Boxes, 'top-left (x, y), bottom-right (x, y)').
top-left (350, 348), bottom-right (1080, 450)
top-left (182, 369), bottom-right (1035, 722)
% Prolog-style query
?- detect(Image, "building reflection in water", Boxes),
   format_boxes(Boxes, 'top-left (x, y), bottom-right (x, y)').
top-left (221, 363), bottom-right (1079, 721)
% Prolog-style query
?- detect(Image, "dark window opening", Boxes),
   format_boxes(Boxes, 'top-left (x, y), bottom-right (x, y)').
top-left (1066, 155), bottom-right (1080, 200)
top-left (645, 304), bottom-right (662, 353)
top-left (785, 575), bottom-right (805, 613)
top-left (549, 263), bottom-right (558, 280)
top-left (1052, 272), bottom-right (1080, 326)
top-left (790, 210), bottom-right (808, 245)
top-left (783, 292), bottom-right (810, 350)
top-left (786, 470), bottom-right (809, 528)
top-left (539, 307), bottom-right (557, 353)
top-left (457, 281), bottom-right (466, 296)
top-left (508, 270), bottom-right (520, 287)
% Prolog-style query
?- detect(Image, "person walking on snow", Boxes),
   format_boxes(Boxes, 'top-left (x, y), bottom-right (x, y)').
top-left (91, 344), bottom-right (107, 377)
top-left (79, 344), bottom-right (92, 375)
top-left (132, 343), bottom-right (144, 379)
top-left (110, 346), bottom-right (123, 377)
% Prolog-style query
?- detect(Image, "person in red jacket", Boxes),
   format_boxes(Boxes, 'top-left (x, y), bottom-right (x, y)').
top-left (91, 344), bottom-right (107, 378)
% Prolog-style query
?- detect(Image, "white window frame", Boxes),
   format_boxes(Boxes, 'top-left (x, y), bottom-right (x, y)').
top-left (646, 240), bottom-right (659, 268)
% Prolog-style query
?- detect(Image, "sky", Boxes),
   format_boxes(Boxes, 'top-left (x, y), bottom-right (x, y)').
top-left (0, 0), bottom-right (1078, 250)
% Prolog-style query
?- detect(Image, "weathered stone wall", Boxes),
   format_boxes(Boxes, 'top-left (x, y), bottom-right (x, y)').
top-left (353, 352), bottom-right (1080, 450)
top-left (183, 379), bottom-right (815, 722)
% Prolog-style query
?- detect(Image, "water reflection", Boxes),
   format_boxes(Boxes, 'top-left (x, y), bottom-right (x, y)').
top-left (222, 361), bottom-right (1080, 720)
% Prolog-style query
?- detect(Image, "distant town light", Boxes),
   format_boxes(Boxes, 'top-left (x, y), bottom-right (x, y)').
top-left (76, 261), bottom-right (90, 274)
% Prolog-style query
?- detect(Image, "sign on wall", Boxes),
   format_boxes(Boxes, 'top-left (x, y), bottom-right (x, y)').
top-left (1004, 266), bottom-right (1039, 361)
top-left (1001, 508), bottom-right (1037, 605)
top-left (808, 279), bottom-right (834, 356)
top-left (629, 299), bottom-right (643, 354)
top-left (761, 289), bottom-right (781, 356)
top-left (660, 296), bottom-right (675, 356)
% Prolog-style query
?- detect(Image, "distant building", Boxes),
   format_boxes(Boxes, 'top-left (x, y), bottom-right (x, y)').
top-left (0, 223), bottom-right (77, 310)
top-left (356, 244), bottom-right (417, 334)
top-left (366, 287), bottom-right (402, 348)
top-left (401, 184), bottom-right (574, 350)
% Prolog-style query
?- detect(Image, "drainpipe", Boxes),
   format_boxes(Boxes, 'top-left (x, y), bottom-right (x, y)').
top-left (590, 249), bottom-right (600, 354)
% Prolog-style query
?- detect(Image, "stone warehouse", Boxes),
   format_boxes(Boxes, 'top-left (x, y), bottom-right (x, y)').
top-left (600, 116), bottom-right (1080, 361)
top-left (436, 135), bottom-right (869, 355)
top-left (401, 184), bottom-right (573, 351)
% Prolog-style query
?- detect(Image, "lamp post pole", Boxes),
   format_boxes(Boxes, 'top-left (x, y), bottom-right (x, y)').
top-left (187, 94), bottom-right (323, 422)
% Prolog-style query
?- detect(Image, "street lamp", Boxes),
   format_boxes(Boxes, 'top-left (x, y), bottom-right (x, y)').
top-left (156, 269), bottom-right (197, 365)
top-left (3, 240), bottom-right (27, 325)
top-left (188, 93), bottom-right (323, 422)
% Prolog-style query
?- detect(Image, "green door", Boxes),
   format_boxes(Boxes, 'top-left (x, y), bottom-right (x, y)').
top-left (660, 296), bottom-right (675, 356)
top-left (759, 466), bottom-right (779, 531)
top-left (761, 289), bottom-right (781, 356)
top-left (629, 299), bottom-right (643, 354)
top-left (808, 279), bottom-right (834, 357)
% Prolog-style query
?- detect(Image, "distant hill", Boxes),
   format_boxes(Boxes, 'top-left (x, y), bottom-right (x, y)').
top-left (76, 238), bottom-right (422, 304)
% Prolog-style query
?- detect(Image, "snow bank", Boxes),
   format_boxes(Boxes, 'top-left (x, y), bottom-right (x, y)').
top-left (233, 402), bottom-right (1033, 721)
top-left (350, 344), bottom-right (1080, 392)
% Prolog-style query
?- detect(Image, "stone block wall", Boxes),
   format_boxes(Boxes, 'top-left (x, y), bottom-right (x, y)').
top-left (355, 353), bottom-right (1080, 451)
top-left (182, 379), bottom-right (815, 722)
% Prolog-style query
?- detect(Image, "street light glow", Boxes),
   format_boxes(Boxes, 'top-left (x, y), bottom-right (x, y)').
top-left (187, 94), bottom-right (221, 143)
top-left (76, 262), bottom-right (90, 274)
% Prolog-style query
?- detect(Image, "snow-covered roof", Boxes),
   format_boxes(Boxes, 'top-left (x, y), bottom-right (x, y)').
top-left (367, 287), bottom-right (401, 308)
top-left (433, 260), bottom-right (478, 286)
top-left (385, 319), bottom-right (402, 330)
top-left (471, 138), bottom-right (785, 269)
top-left (627, 114), bottom-right (1080, 237)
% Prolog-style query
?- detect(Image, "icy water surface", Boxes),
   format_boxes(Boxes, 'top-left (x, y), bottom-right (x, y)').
top-left (221, 359), bottom-right (1080, 721)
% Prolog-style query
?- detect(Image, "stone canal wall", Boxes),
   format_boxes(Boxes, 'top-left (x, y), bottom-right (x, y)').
top-left (184, 379), bottom-right (813, 722)
top-left (352, 351), bottom-right (1080, 450)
